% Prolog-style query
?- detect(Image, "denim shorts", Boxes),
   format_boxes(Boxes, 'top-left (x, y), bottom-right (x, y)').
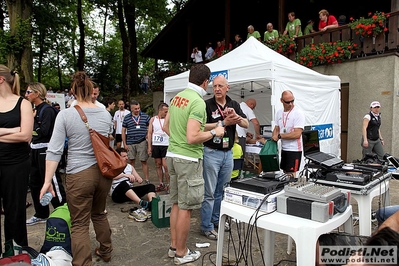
top-left (167, 157), bottom-right (204, 210)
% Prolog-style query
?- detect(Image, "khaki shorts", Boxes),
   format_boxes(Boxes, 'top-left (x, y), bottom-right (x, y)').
top-left (127, 140), bottom-right (149, 161)
top-left (166, 157), bottom-right (204, 210)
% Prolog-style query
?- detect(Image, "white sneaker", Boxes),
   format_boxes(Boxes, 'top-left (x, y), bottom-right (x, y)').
top-left (174, 249), bottom-right (201, 265)
top-left (168, 247), bottom-right (176, 258)
top-left (26, 216), bottom-right (47, 226)
top-left (128, 208), bottom-right (147, 222)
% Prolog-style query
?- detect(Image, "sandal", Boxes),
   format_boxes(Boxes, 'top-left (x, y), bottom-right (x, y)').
top-left (95, 247), bottom-right (111, 262)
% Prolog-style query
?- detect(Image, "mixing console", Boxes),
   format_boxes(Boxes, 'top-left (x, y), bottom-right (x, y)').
top-left (284, 182), bottom-right (342, 203)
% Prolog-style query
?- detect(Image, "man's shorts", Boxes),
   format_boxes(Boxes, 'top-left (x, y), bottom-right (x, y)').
top-left (127, 140), bottom-right (149, 161)
top-left (112, 181), bottom-right (156, 203)
top-left (280, 150), bottom-right (302, 173)
top-left (151, 146), bottom-right (168, 158)
top-left (115, 134), bottom-right (122, 143)
top-left (166, 157), bottom-right (204, 210)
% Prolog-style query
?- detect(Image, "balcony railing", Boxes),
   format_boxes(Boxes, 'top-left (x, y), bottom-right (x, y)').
top-left (293, 10), bottom-right (399, 59)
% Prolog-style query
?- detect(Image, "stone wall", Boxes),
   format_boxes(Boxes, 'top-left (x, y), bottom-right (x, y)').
top-left (314, 54), bottom-right (399, 162)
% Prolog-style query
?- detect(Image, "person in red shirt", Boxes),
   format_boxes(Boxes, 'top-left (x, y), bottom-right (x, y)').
top-left (212, 41), bottom-right (225, 58)
top-left (318, 9), bottom-right (338, 32)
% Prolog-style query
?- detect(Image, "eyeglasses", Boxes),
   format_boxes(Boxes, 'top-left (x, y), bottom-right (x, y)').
top-left (25, 90), bottom-right (34, 94)
top-left (373, 106), bottom-right (380, 108)
top-left (283, 99), bottom-right (295, 104)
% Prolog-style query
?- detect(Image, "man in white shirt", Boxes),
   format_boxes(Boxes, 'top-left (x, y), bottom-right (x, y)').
top-left (236, 98), bottom-right (261, 154)
top-left (271, 90), bottom-right (305, 177)
top-left (191, 47), bottom-right (203, 63)
top-left (69, 82), bottom-right (105, 109)
top-left (113, 99), bottom-right (131, 149)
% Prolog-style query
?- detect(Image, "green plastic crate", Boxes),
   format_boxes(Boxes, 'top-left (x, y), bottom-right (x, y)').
top-left (151, 195), bottom-right (172, 228)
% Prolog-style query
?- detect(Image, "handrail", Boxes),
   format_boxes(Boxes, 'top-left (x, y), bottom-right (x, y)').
top-left (293, 11), bottom-right (399, 59)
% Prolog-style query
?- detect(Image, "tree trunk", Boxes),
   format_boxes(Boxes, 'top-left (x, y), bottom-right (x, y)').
top-left (55, 39), bottom-right (63, 90)
top-left (37, 28), bottom-right (45, 82)
top-left (119, 0), bottom-right (130, 101)
top-left (5, 0), bottom-right (34, 88)
top-left (124, 0), bottom-right (139, 99)
top-left (76, 0), bottom-right (85, 71)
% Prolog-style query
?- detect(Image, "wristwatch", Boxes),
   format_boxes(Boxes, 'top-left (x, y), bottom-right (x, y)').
top-left (278, 134), bottom-right (281, 139)
top-left (221, 120), bottom-right (225, 127)
top-left (210, 129), bottom-right (216, 137)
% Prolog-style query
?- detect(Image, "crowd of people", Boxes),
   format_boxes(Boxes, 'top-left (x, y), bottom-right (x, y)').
top-left (190, 8), bottom-right (345, 62)
top-left (0, 64), bottom-right (173, 265)
top-left (0, 43), bottom-right (391, 266)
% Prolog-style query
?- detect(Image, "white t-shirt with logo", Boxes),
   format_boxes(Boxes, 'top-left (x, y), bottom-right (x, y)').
top-left (275, 106), bottom-right (305, 151)
top-left (113, 109), bottom-right (131, 134)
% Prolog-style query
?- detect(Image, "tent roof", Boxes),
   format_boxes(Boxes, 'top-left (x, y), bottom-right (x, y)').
top-left (164, 37), bottom-right (340, 93)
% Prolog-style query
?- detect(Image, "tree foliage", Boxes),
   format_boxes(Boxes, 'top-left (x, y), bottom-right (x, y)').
top-left (2, 0), bottom-right (175, 101)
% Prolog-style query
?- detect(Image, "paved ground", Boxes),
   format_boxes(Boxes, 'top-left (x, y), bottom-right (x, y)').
top-left (16, 159), bottom-right (399, 266)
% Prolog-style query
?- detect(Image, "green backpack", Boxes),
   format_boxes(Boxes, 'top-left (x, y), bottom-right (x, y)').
top-left (40, 203), bottom-right (72, 255)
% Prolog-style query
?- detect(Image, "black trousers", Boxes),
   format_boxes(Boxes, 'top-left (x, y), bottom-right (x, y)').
top-left (29, 147), bottom-right (66, 219)
top-left (0, 159), bottom-right (30, 252)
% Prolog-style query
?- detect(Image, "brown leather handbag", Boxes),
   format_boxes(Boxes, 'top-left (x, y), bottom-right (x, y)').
top-left (74, 105), bottom-right (126, 179)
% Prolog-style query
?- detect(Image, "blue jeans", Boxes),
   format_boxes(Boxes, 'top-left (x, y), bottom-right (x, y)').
top-left (376, 205), bottom-right (399, 225)
top-left (200, 147), bottom-right (233, 232)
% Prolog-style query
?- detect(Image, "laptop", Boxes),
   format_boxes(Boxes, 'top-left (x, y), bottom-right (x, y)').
top-left (302, 130), bottom-right (343, 167)
top-left (387, 156), bottom-right (399, 179)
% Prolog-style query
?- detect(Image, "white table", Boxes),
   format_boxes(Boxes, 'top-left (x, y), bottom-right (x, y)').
top-left (216, 201), bottom-right (353, 266)
top-left (349, 178), bottom-right (390, 236)
top-left (245, 144), bottom-right (262, 154)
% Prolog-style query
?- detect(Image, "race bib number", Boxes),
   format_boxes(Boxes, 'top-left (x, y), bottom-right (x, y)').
top-left (153, 134), bottom-right (167, 144)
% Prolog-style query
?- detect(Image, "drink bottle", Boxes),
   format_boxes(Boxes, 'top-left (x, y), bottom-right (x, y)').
top-left (40, 192), bottom-right (53, 206)
top-left (213, 120), bottom-right (223, 144)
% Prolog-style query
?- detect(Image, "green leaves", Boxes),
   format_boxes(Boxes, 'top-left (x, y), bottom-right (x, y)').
top-left (348, 11), bottom-right (389, 37)
top-left (297, 41), bottom-right (358, 67)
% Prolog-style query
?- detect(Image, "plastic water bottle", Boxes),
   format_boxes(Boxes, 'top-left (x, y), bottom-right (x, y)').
top-left (40, 192), bottom-right (53, 206)
top-left (213, 120), bottom-right (223, 144)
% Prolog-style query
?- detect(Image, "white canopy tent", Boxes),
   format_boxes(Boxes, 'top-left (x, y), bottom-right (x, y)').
top-left (164, 37), bottom-right (342, 157)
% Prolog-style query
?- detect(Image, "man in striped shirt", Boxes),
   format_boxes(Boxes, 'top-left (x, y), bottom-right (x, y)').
top-left (122, 100), bottom-right (151, 183)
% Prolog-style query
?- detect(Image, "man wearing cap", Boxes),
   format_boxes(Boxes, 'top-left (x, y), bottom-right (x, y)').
top-left (361, 101), bottom-right (385, 159)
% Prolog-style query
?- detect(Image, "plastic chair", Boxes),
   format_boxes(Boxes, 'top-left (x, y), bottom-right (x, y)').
top-left (233, 158), bottom-right (244, 171)
top-left (232, 158), bottom-right (244, 179)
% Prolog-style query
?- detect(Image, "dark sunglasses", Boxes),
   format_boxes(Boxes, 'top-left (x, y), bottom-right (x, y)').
top-left (25, 90), bottom-right (34, 94)
top-left (283, 99), bottom-right (295, 104)
top-left (373, 106), bottom-right (380, 108)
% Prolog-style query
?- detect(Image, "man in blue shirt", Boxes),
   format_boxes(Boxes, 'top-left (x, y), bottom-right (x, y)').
top-left (122, 100), bottom-right (151, 183)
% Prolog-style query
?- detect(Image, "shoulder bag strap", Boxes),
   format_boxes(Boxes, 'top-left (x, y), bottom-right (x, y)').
top-left (74, 105), bottom-right (90, 130)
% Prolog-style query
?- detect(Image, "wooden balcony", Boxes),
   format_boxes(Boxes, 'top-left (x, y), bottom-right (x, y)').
top-left (293, 10), bottom-right (399, 59)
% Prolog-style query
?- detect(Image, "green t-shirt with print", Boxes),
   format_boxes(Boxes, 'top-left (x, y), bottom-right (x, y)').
top-left (285, 18), bottom-right (303, 37)
top-left (247, 31), bottom-right (261, 40)
top-left (264, 30), bottom-right (279, 42)
top-left (304, 24), bottom-right (314, 35)
top-left (168, 88), bottom-right (206, 159)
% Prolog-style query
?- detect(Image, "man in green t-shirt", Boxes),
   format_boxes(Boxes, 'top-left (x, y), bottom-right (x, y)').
top-left (264, 23), bottom-right (279, 45)
top-left (164, 64), bottom-right (224, 264)
top-left (282, 12), bottom-right (303, 38)
top-left (304, 20), bottom-right (316, 35)
top-left (247, 25), bottom-right (261, 41)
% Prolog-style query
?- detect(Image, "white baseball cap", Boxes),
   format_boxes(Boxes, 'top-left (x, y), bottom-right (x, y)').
top-left (370, 101), bottom-right (381, 108)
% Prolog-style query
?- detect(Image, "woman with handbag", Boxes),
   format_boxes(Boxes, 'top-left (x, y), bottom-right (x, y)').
top-left (40, 71), bottom-right (114, 265)
top-left (0, 65), bottom-right (33, 253)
